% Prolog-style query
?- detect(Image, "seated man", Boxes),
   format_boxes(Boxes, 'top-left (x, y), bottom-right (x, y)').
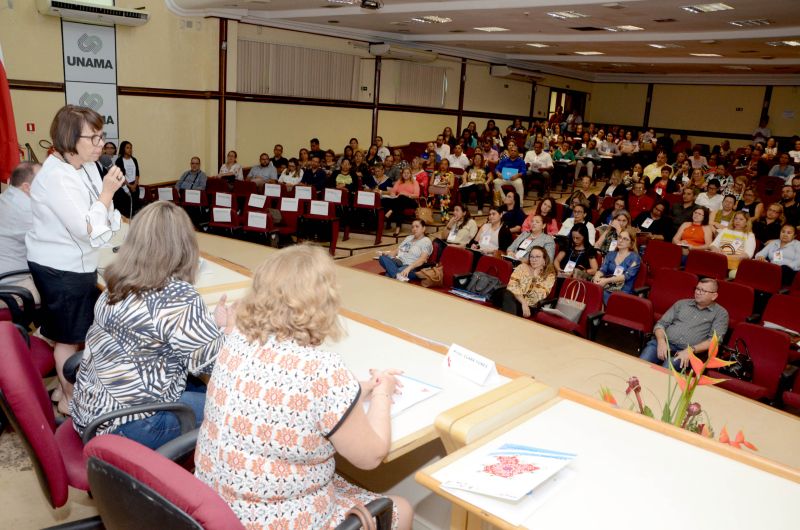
top-left (781, 185), bottom-right (800, 226)
top-left (640, 278), bottom-right (729, 370)
top-left (271, 144), bottom-right (288, 174)
top-left (248, 153), bottom-right (277, 190)
top-left (628, 181), bottom-right (654, 220)
top-left (309, 138), bottom-right (326, 160)
top-left (377, 219), bottom-right (432, 281)
top-left (446, 145), bottom-right (470, 170)
top-left (301, 156), bottom-right (328, 194)
top-left (695, 178), bottom-right (723, 214)
top-left (523, 140), bottom-right (554, 194)
top-left (574, 139), bottom-right (601, 182)
top-left (643, 151), bottom-right (672, 184)
top-left (175, 157), bottom-right (207, 190)
top-left (0, 162), bottom-right (41, 304)
top-left (490, 144), bottom-right (527, 198)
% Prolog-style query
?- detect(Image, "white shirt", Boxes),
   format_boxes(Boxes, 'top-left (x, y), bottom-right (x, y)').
top-left (524, 150), bottom-right (554, 171)
top-left (434, 143), bottom-right (450, 159)
top-left (26, 155), bottom-right (121, 273)
top-left (557, 217), bottom-right (596, 246)
top-left (377, 146), bottom-right (391, 160)
top-left (0, 186), bottom-right (33, 274)
top-left (278, 170), bottom-right (302, 186)
top-left (446, 153), bottom-right (470, 169)
top-left (789, 150), bottom-right (800, 164)
top-left (695, 193), bottom-right (724, 213)
top-left (122, 158), bottom-right (137, 183)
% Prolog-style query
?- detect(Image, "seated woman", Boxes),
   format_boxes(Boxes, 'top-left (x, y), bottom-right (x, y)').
top-left (593, 228), bottom-right (640, 304)
top-left (554, 223), bottom-right (599, 280)
top-left (277, 158), bottom-right (303, 190)
top-left (381, 167), bottom-right (420, 236)
top-left (297, 148), bottom-right (311, 170)
top-left (594, 210), bottom-right (633, 255)
top-left (756, 224), bottom-right (800, 285)
top-left (351, 150), bottom-right (371, 186)
top-left (442, 204), bottom-right (477, 247)
top-left (523, 197), bottom-right (561, 235)
top-left (501, 246), bottom-right (557, 318)
top-left (218, 149), bottom-right (243, 181)
top-left (71, 202), bottom-right (228, 449)
top-left (710, 210), bottom-right (756, 272)
top-left (323, 149), bottom-right (338, 177)
top-left (711, 194), bottom-right (737, 233)
top-left (649, 165), bottom-right (679, 197)
top-left (430, 159), bottom-right (455, 198)
top-left (673, 207), bottom-right (713, 254)
top-left (378, 218), bottom-right (432, 281)
top-left (365, 144), bottom-right (382, 167)
top-left (632, 201), bottom-right (669, 240)
top-left (337, 145), bottom-right (354, 169)
top-left (501, 191), bottom-right (526, 235)
top-left (460, 152), bottom-right (489, 211)
top-left (688, 168), bottom-right (706, 193)
top-left (332, 159), bottom-right (357, 194)
top-left (471, 207), bottom-right (512, 255)
top-left (195, 245), bottom-right (412, 530)
top-left (411, 157), bottom-right (429, 198)
top-left (557, 201), bottom-right (597, 246)
top-left (752, 202), bottom-right (785, 245)
top-left (737, 187), bottom-right (763, 220)
top-left (598, 197), bottom-right (627, 226)
top-left (507, 214), bottom-right (556, 261)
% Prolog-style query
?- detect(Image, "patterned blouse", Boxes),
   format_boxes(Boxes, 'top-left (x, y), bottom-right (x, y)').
top-left (71, 278), bottom-right (223, 435)
top-left (195, 332), bottom-right (381, 529)
top-left (507, 266), bottom-right (556, 307)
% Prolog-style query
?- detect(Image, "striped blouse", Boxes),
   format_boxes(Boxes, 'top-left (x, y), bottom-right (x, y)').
top-left (71, 278), bottom-right (223, 435)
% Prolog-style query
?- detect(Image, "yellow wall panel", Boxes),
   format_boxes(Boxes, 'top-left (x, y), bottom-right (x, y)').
top-left (117, 96), bottom-right (217, 184)
top-left (538, 74), bottom-right (593, 93)
top-left (463, 63), bottom-right (531, 116)
top-left (768, 86), bottom-right (800, 138)
top-left (0, 6), bottom-right (64, 82)
top-left (532, 85), bottom-right (551, 121)
top-left (10, 90), bottom-right (66, 162)
top-left (587, 83), bottom-right (647, 128)
top-left (649, 85), bottom-right (764, 134)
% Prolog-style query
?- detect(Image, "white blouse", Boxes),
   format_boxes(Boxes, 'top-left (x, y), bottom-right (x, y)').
top-left (219, 162), bottom-right (244, 181)
top-left (26, 155), bottom-right (121, 273)
top-left (278, 170), bottom-right (302, 186)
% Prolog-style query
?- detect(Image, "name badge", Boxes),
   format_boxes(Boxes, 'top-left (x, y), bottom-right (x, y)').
top-left (732, 239), bottom-right (743, 250)
top-left (608, 239), bottom-right (618, 252)
top-left (613, 265), bottom-right (625, 277)
top-left (564, 260), bottom-right (576, 273)
top-left (720, 220), bottom-right (729, 227)
top-left (481, 234), bottom-right (491, 246)
top-left (519, 238), bottom-right (533, 250)
top-left (446, 229), bottom-right (458, 243)
top-left (641, 217), bottom-right (654, 229)
top-left (655, 187), bottom-right (663, 196)
top-left (774, 250), bottom-right (783, 263)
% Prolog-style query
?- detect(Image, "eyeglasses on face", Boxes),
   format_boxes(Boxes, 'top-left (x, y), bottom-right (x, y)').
top-left (80, 132), bottom-right (107, 146)
top-left (695, 286), bottom-right (717, 294)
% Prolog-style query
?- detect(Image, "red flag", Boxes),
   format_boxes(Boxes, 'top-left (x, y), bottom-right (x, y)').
top-left (0, 49), bottom-right (21, 183)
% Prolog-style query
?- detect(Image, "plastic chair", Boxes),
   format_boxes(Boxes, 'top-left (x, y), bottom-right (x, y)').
top-left (685, 249), bottom-right (728, 280)
top-left (760, 294), bottom-right (800, 364)
top-left (600, 292), bottom-right (654, 352)
top-left (0, 321), bottom-right (196, 529)
top-left (638, 239), bottom-right (683, 288)
top-left (84, 434), bottom-right (395, 530)
top-left (715, 281), bottom-right (756, 335)
top-left (534, 278), bottom-right (605, 338)
top-left (639, 268), bottom-right (698, 321)
top-left (707, 323), bottom-right (790, 403)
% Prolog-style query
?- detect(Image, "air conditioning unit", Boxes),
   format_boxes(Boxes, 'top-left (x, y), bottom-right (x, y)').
top-left (490, 64), bottom-right (543, 82)
top-left (36, 0), bottom-right (150, 27)
top-left (368, 43), bottom-right (438, 63)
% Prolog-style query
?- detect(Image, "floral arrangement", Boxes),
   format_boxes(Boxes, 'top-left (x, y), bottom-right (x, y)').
top-left (439, 195), bottom-right (451, 221)
top-left (599, 332), bottom-right (757, 451)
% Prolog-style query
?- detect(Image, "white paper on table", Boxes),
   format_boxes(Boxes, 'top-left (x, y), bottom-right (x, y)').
top-left (138, 187), bottom-right (145, 199)
top-left (363, 374), bottom-right (442, 418)
top-left (248, 194), bottom-right (267, 208)
top-left (264, 184), bottom-right (281, 197)
top-left (440, 443), bottom-right (577, 502)
top-left (325, 188), bottom-right (343, 203)
top-left (215, 192), bottom-right (232, 208)
top-left (281, 197), bottom-right (299, 212)
top-left (248, 211), bottom-right (267, 229)
top-left (357, 191), bottom-right (376, 206)
top-left (158, 187), bottom-right (173, 201)
top-left (213, 207), bottom-right (231, 223)
top-left (310, 200), bottom-right (329, 216)
top-left (294, 186), bottom-right (313, 200)
top-left (185, 189), bottom-right (201, 204)
top-left (444, 343), bottom-right (498, 386)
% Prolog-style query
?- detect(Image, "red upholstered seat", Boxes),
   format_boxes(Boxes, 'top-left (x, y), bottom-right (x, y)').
top-left (30, 336), bottom-right (56, 377)
top-left (685, 249), bottom-right (728, 280)
top-left (714, 281), bottom-right (755, 334)
top-left (534, 278), bottom-right (604, 338)
top-left (734, 258), bottom-right (782, 294)
top-left (648, 269), bottom-right (698, 321)
top-left (602, 292), bottom-right (653, 334)
top-left (435, 246), bottom-right (474, 290)
top-left (54, 418), bottom-right (90, 491)
top-left (638, 239), bottom-right (682, 288)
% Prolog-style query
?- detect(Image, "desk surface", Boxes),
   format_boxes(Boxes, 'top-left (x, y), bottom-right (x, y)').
top-left (192, 232), bottom-right (800, 470)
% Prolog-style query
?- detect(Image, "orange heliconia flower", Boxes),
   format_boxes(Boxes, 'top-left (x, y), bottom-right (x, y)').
top-left (719, 426), bottom-right (758, 451)
top-left (600, 386), bottom-right (618, 406)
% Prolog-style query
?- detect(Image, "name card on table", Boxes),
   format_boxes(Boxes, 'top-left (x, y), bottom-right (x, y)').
top-left (357, 191), bottom-right (376, 206)
top-left (280, 197), bottom-right (299, 212)
top-left (248, 211), bottom-right (267, 229)
top-left (444, 343), bottom-right (498, 386)
top-left (325, 188), bottom-right (343, 203)
top-left (215, 192), bottom-right (232, 208)
top-left (264, 183), bottom-right (281, 197)
top-left (248, 193), bottom-right (267, 209)
top-left (185, 189), bottom-right (201, 204)
top-left (213, 207), bottom-right (231, 223)
top-left (138, 187), bottom-right (146, 199)
top-left (294, 186), bottom-right (313, 200)
top-left (158, 187), bottom-right (173, 201)
top-left (310, 200), bottom-right (329, 216)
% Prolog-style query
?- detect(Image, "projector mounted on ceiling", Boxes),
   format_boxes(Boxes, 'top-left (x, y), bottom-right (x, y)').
top-left (360, 0), bottom-right (382, 10)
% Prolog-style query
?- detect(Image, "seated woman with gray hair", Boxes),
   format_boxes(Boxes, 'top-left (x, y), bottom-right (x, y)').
top-left (195, 245), bottom-right (413, 530)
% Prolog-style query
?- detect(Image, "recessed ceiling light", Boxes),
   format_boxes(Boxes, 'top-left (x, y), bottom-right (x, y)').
top-left (767, 40), bottom-right (800, 47)
top-left (575, 51), bottom-right (604, 55)
top-left (526, 43), bottom-right (551, 48)
top-left (649, 43), bottom-right (683, 49)
top-left (411, 15), bottom-right (452, 24)
top-left (729, 19), bottom-right (773, 27)
top-left (681, 3), bottom-right (734, 14)
top-left (474, 26), bottom-right (509, 32)
top-left (690, 53), bottom-right (722, 57)
top-left (547, 11), bottom-right (589, 20)
top-left (604, 25), bottom-right (644, 31)
top-left (723, 65), bottom-right (752, 70)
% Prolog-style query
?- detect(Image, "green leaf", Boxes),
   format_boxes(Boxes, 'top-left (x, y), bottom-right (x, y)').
top-left (642, 405), bottom-right (654, 418)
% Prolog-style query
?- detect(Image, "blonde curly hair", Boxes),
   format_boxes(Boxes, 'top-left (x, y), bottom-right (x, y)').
top-left (236, 244), bottom-right (343, 347)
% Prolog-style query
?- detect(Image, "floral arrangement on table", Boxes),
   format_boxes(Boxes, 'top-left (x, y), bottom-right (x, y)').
top-left (599, 332), bottom-right (757, 451)
top-left (439, 195), bottom-right (451, 221)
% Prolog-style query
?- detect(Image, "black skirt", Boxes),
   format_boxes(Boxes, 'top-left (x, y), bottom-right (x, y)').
top-left (28, 261), bottom-right (99, 344)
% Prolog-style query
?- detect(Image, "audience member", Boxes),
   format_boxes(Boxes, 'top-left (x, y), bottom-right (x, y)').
top-left (382, 167), bottom-right (421, 236)
top-left (247, 152), bottom-right (277, 190)
top-left (639, 278), bottom-right (728, 370)
top-left (673, 207), bottom-right (713, 253)
top-left (769, 153), bottom-right (796, 182)
top-left (711, 194), bottom-right (737, 232)
top-left (0, 162), bottom-right (41, 304)
top-left (643, 151), bottom-right (672, 183)
top-left (309, 137), bottom-right (326, 160)
top-left (628, 181), bottom-right (655, 221)
top-left (689, 147), bottom-right (708, 170)
top-left (113, 140), bottom-right (140, 216)
top-left (709, 211), bottom-right (756, 271)
top-left (632, 201), bottom-right (669, 240)
top-left (195, 245), bottom-right (412, 530)
top-left (507, 214), bottom-right (556, 261)
top-left (332, 158), bottom-right (357, 194)
top-left (670, 187), bottom-right (702, 238)
top-left (752, 117), bottom-right (771, 145)
top-left (501, 246), bottom-right (556, 318)
top-left (442, 204), bottom-right (477, 247)
top-left (789, 139), bottom-right (800, 164)
top-left (780, 185), bottom-right (799, 226)
top-left (218, 149), bottom-right (243, 181)
top-left (575, 139), bottom-right (600, 182)
top-left (446, 144), bottom-right (470, 169)
top-left (752, 202), bottom-right (785, 244)
top-left (650, 165), bottom-right (679, 197)
top-left (737, 187), bottom-right (763, 219)
top-left (524, 140), bottom-right (554, 193)
top-left (756, 224), bottom-right (800, 285)
top-left (558, 201), bottom-right (596, 245)
top-left (552, 140), bottom-right (577, 191)
top-left (271, 144), bottom-right (288, 173)
top-left (460, 152), bottom-right (489, 211)
top-left (71, 202), bottom-right (228, 448)
top-left (554, 222), bottom-right (598, 280)
top-left (302, 155), bottom-right (327, 193)
top-left (27, 105), bottom-right (125, 414)
top-left (175, 157), bottom-right (207, 191)
top-left (471, 207), bottom-right (512, 255)
top-left (500, 191), bottom-right (526, 235)
top-left (378, 219), bottom-right (432, 281)
top-left (595, 210), bottom-right (632, 255)
top-left (98, 141), bottom-right (117, 171)
top-left (695, 178), bottom-right (723, 213)
top-left (277, 158), bottom-right (303, 189)
top-left (593, 227), bottom-right (640, 303)
top-left (491, 144), bottom-right (527, 198)
top-left (527, 197), bottom-right (560, 235)
top-left (434, 134), bottom-right (451, 159)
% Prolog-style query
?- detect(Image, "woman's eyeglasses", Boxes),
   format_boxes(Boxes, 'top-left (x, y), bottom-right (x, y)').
top-left (79, 132), bottom-right (107, 146)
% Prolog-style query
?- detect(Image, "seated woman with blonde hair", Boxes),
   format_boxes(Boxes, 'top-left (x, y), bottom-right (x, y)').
top-left (71, 201), bottom-right (230, 449)
top-left (593, 228), bottom-right (640, 304)
top-left (710, 210), bottom-right (756, 272)
top-left (195, 245), bottom-right (412, 529)
top-left (501, 246), bottom-right (556, 318)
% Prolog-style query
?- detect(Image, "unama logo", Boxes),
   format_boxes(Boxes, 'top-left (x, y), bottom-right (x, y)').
top-left (77, 33), bottom-right (103, 54)
top-left (78, 92), bottom-right (103, 111)
top-left (67, 33), bottom-right (112, 69)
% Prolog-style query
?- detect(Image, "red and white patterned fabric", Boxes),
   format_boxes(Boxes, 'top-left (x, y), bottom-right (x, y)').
top-left (195, 331), bottom-right (397, 529)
